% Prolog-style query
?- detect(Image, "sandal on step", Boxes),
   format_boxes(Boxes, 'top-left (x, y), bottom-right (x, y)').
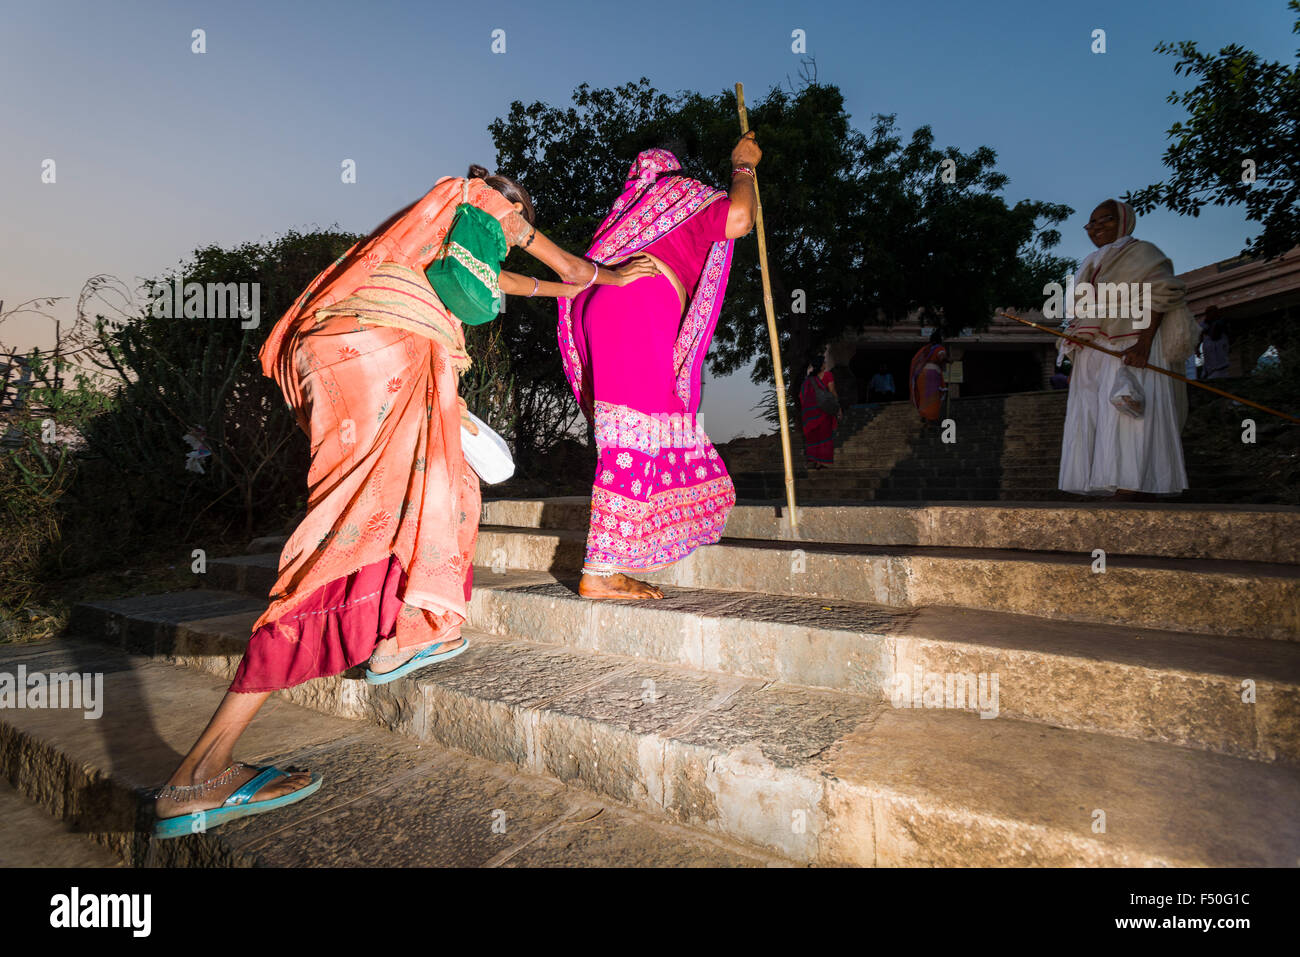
top-left (364, 637), bottom-right (470, 685)
top-left (152, 764), bottom-right (323, 839)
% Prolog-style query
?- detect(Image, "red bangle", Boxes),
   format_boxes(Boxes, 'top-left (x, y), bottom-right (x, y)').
top-left (732, 166), bottom-right (754, 177)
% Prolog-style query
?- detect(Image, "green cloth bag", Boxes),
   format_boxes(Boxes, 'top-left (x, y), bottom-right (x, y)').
top-left (426, 201), bottom-right (508, 326)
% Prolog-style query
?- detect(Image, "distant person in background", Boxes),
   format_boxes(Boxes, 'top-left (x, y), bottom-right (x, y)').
top-left (1057, 198), bottom-right (1200, 500)
top-left (800, 354), bottom-right (839, 468)
top-left (830, 358), bottom-right (858, 410)
top-left (1202, 318), bottom-right (1231, 380)
top-left (1186, 308), bottom-right (1210, 378)
top-left (1185, 329), bottom-right (1203, 379)
top-left (1254, 344), bottom-right (1281, 373)
top-left (909, 330), bottom-right (948, 422)
top-left (1050, 359), bottom-right (1071, 390)
top-left (868, 362), bottom-right (896, 402)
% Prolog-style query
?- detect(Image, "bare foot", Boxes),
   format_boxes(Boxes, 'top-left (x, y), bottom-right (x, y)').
top-left (578, 573), bottom-right (664, 600)
top-left (368, 635), bottom-right (465, 675)
top-left (153, 761), bottom-right (314, 822)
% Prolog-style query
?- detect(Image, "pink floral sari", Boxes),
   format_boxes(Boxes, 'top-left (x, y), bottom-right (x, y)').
top-left (557, 150), bottom-right (737, 576)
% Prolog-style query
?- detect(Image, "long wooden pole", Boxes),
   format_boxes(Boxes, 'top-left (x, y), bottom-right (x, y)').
top-left (999, 311), bottom-right (1299, 424)
top-left (736, 82), bottom-right (799, 533)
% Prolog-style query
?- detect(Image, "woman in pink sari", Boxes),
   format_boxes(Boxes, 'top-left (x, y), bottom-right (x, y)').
top-left (800, 354), bottom-right (838, 468)
top-left (559, 134), bottom-right (761, 599)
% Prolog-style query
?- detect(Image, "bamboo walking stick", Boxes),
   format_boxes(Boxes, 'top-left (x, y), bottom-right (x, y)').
top-left (999, 311), bottom-right (1299, 424)
top-left (736, 82), bottom-right (799, 533)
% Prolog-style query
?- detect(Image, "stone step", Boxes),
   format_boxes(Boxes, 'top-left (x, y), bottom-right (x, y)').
top-left (857, 489), bottom-right (1046, 502)
top-left (790, 489), bottom-right (989, 501)
top-left (0, 778), bottom-right (124, 867)
top-left (732, 477), bottom-right (1269, 505)
top-left (795, 477), bottom-right (1066, 491)
top-left (467, 569), bottom-right (1300, 760)
top-left (835, 456), bottom-right (1056, 469)
top-left (59, 591), bottom-right (1300, 865)
top-left (874, 475), bottom-right (1051, 490)
top-left (200, 554), bottom-right (1300, 757)
top-left (0, 637), bottom-right (787, 867)
top-left (455, 528), bottom-right (1300, 640)
top-left (867, 488), bottom-right (1072, 502)
top-left (837, 458), bottom-right (1061, 471)
top-left (840, 427), bottom-right (1063, 439)
top-left (812, 466), bottom-right (1063, 481)
top-left (477, 498), bottom-right (1300, 564)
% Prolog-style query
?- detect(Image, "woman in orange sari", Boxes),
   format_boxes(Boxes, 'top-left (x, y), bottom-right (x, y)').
top-left (909, 329), bottom-right (948, 422)
top-left (152, 167), bottom-right (658, 837)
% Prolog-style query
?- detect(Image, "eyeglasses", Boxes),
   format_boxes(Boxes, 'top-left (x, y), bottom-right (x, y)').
top-left (1084, 214), bottom-right (1117, 231)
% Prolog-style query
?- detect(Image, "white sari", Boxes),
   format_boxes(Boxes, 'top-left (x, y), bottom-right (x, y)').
top-left (1058, 221), bottom-right (1200, 496)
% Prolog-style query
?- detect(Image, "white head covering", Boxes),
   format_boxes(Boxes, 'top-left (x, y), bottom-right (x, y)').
top-left (1075, 199), bottom-right (1137, 285)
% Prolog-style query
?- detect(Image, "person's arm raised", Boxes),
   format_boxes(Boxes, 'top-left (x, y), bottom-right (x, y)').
top-left (725, 131), bottom-right (762, 239)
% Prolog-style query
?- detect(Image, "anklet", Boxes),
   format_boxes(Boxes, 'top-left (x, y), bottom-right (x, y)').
top-left (370, 640), bottom-right (450, 664)
top-left (155, 763), bottom-right (245, 801)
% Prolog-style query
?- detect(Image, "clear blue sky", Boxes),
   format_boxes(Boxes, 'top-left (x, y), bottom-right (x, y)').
top-left (1, 0), bottom-right (1292, 439)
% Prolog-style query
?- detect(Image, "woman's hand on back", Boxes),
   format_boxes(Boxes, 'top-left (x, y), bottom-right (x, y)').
top-left (609, 255), bottom-right (660, 287)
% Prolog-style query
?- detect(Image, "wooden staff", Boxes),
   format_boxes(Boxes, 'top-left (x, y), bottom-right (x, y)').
top-left (999, 311), bottom-right (1299, 424)
top-left (736, 82), bottom-right (799, 533)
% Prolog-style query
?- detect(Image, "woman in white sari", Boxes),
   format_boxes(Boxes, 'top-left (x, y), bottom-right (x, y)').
top-left (1058, 199), bottom-right (1200, 499)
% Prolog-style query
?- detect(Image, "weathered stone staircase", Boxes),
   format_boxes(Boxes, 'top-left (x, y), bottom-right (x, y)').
top-left (724, 391), bottom-right (1258, 503)
top-left (3, 497), bottom-right (1299, 866)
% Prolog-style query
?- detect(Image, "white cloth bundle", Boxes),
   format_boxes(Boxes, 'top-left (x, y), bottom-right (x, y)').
top-left (1109, 365), bottom-right (1146, 419)
top-left (460, 411), bottom-right (514, 484)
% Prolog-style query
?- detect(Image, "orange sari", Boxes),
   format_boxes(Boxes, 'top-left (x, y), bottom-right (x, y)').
top-left (233, 178), bottom-right (527, 691)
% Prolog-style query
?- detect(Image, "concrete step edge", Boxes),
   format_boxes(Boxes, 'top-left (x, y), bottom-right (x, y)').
top-left (472, 500), bottom-right (1300, 565)
top-left (459, 570), bottom-right (1300, 761)
top-left (213, 539), bottom-right (1300, 642)
top-left (463, 528), bottom-right (1300, 641)
top-left (0, 636), bottom-right (794, 868)
top-left (57, 595), bottom-right (1300, 867)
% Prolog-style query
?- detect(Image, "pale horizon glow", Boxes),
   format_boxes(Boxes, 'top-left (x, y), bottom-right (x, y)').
top-left (1, 0), bottom-right (1291, 441)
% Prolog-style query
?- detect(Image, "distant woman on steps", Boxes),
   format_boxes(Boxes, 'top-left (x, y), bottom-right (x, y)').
top-left (909, 329), bottom-right (948, 423)
top-left (150, 167), bottom-right (658, 838)
top-left (800, 353), bottom-right (838, 469)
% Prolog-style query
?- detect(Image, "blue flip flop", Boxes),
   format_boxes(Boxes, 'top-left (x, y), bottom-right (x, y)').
top-left (153, 765), bottom-right (323, 839)
top-left (364, 636), bottom-right (470, 685)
